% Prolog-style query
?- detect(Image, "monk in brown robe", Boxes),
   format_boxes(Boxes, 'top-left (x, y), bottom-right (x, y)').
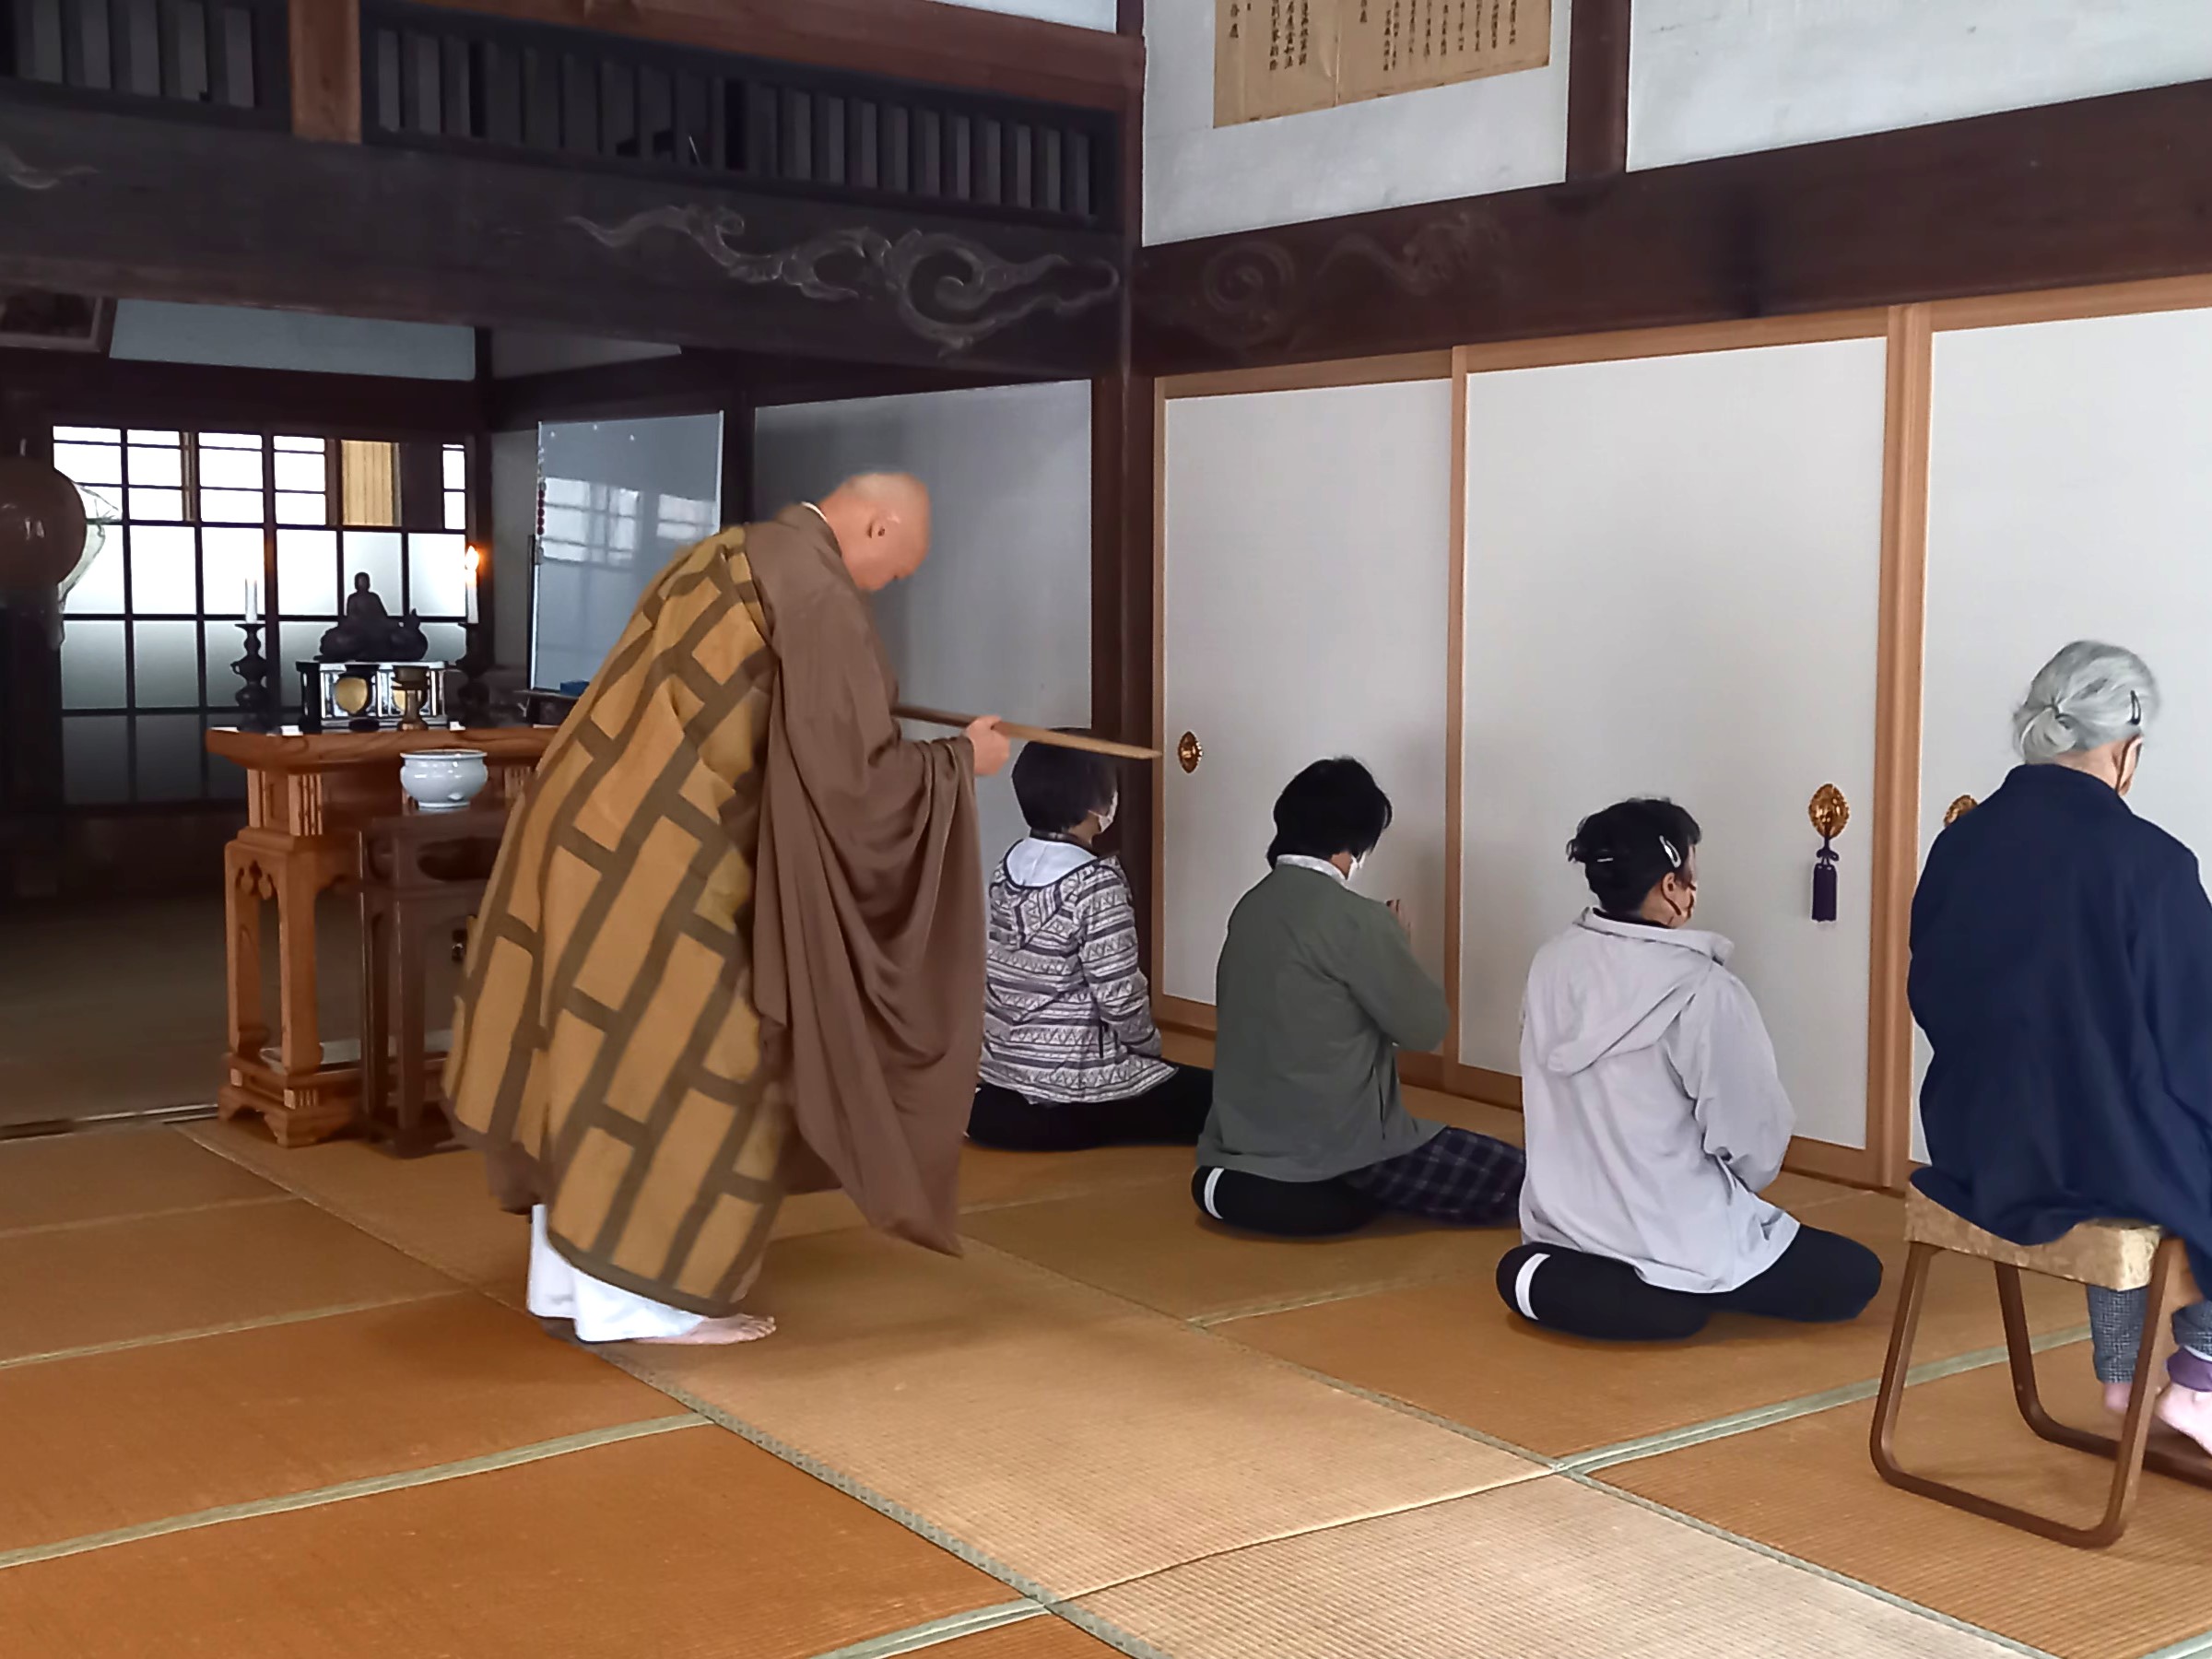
top-left (447, 474), bottom-right (1010, 1345)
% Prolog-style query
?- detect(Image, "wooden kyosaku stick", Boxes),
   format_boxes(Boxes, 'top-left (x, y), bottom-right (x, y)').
top-left (894, 705), bottom-right (1161, 761)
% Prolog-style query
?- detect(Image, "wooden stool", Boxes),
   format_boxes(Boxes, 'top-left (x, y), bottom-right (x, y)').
top-left (1871, 1185), bottom-right (2212, 1547)
top-left (358, 806), bottom-right (506, 1158)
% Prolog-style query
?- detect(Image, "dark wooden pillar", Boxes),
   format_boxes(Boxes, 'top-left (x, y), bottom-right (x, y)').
top-left (720, 398), bottom-right (756, 527)
top-left (0, 399), bottom-right (65, 900)
top-left (1566, 0), bottom-right (1632, 180)
top-left (1091, 371), bottom-right (1154, 957)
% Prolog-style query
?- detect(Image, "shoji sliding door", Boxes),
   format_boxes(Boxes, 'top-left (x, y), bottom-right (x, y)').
top-left (1158, 377), bottom-right (1454, 1013)
top-left (1458, 335), bottom-right (1891, 1159)
top-left (1916, 303), bottom-right (2212, 1154)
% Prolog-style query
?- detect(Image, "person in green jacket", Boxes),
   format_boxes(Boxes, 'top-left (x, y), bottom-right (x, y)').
top-left (1194, 758), bottom-right (1525, 1237)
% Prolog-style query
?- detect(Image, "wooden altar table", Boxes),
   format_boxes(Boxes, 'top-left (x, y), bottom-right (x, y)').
top-left (205, 726), bottom-right (553, 1147)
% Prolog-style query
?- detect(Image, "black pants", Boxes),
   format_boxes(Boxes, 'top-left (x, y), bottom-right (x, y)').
top-left (967, 1065), bottom-right (1213, 1152)
top-left (1495, 1225), bottom-right (1884, 1342)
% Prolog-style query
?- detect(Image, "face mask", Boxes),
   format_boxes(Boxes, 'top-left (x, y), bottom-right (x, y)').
top-left (1347, 853), bottom-right (1366, 882)
top-left (1095, 794), bottom-right (1117, 834)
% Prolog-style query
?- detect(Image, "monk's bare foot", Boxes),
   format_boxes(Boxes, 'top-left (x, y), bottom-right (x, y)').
top-left (2156, 1385), bottom-right (2212, 1454)
top-left (2105, 1380), bottom-right (2138, 1418)
top-left (633, 1312), bottom-right (776, 1346)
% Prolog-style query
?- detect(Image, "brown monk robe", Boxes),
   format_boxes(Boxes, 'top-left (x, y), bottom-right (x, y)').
top-left (447, 474), bottom-right (1011, 1345)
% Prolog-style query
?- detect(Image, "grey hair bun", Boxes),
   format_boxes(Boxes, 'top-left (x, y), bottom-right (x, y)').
top-left (2012, 641), bottom-right (2159, 763)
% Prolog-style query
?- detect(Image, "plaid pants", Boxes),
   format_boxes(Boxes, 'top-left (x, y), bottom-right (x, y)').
top-left (1341, 1127), bottom-right (1525, 1226)
top-left (2087, 1285), bottom-right (2212, 1385)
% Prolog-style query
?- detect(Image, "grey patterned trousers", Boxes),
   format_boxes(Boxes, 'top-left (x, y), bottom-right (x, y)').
top-left (2087, 1287), bottom-right (2212, 1384)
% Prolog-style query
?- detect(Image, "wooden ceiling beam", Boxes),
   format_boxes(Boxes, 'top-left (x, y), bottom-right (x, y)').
top-left (1135, 77), bottom-right (2212, 374)
top-left (0, 100), bottom-right (1125, 382)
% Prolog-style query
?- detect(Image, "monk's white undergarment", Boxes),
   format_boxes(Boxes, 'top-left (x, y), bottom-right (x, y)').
top-left (526, 1206), bottom-right (703, 1342)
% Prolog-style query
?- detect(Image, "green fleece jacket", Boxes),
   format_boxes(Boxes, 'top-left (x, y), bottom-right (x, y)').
top-left (1199, 862), bottom-right (1449, 1182)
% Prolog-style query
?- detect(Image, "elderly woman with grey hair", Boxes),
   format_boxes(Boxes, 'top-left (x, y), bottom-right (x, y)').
top-left (1911, 641), bottom-right (2212, 1453)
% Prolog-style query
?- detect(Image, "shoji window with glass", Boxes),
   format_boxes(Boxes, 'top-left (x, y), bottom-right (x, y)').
top-left (50, 429), bottom-right (474, 806)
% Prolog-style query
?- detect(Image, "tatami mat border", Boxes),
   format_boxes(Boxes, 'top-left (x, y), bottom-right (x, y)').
top-left (0, 1416), bottom-right (704, 1572)
top-left (0, 1290), bottom-right (452, 1373)
top-left (808, 1602), bottom-right (1046, 1659)
top-left (0, 1193), bottom-right (292, 1241)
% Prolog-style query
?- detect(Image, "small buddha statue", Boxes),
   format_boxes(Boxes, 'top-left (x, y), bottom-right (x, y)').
top-left (319, 574), bottom-right (426, 662)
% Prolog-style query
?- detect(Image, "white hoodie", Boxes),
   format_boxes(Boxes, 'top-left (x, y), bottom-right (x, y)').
top-left (1518, 912), bottom-right (1798, 1294)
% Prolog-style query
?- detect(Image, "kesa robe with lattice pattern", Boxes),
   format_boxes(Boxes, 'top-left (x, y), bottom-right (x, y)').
top-left (449, 509), bottom-right (983, 1315)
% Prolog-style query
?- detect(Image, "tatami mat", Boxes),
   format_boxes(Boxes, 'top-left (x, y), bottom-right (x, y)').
top-left (963, 1175), bottom-right (1511, 1323)
top-left (182, 1124), bottom-right (535, 1300)
top-left (0, 1198), bottom-right (452, 1364)
top-left (1604, 1344), bottom-right (2212, 1659)
top-left (0, 1292), bottom-right (685, 1556)
top-left (0, 1426), bottom-right (1012, 1659)
top-left (0, 1126), bottom-right (277, 1234)
top-left (1218, 1191), bottom-right (2083, 1458)
top-left (957, 1143), bottom-right (1195, 1213)
top-left (625, 1228), bottom-right (1539, 1598)
top-left (1079, 1477), bottom-right (2019, 1659)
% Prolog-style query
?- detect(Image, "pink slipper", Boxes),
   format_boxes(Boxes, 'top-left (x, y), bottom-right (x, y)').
top-left (633, 1312), bottom-right (777, 1347)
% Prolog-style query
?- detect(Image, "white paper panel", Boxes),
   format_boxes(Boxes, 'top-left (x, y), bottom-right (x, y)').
top-left (754, 382), bottom-right (1093, 887)
top-left (1460, 339), bottom-right (1888, 1148)
top-left (1160, 379), bottom-right (1453, 1006)
top-left (1914, 307), bottom-right (2212, 1158)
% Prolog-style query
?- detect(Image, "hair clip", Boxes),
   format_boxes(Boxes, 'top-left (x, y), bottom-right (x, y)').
top-left (1659, 837), bottom-right (1680, 867)
top-left (2131, 689), bottom-right (2143, 726)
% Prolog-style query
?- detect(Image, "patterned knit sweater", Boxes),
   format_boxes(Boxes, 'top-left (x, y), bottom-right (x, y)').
top-left (979, 841), bottom-right (1174, 1104)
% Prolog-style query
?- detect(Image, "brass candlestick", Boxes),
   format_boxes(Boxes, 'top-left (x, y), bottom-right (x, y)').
top-left (392, 664), bottom-right (430, 733)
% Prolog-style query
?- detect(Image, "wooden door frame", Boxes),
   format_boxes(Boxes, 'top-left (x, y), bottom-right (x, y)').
top-left (1145, 276), bottom-right (2212, 1191)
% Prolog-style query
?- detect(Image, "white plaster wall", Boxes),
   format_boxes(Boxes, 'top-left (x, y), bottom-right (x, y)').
top-left (754, 383), bottom-right (1094, 885)
top-left (488, 331), bottom-right (682, 379)
top-left (937, 0), bottom-right (1117, 26)
top-left (109, 301), bottom-right (475, 380)
top-left (1631, 0), bottom-right (2212, 171)
top-left (1144, 0), bottom-right (1571, 244)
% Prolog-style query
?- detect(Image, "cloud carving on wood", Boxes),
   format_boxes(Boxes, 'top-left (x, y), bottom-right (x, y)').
top-left (1142, 206), bottom-right (1504, 351)
top-left (0, 145), bottom-right (92, 192)
top-left (567, 205), bottom-right (1122, 356)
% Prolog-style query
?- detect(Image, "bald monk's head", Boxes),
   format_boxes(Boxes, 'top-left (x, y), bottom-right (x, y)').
top-left (816, 472), bottom-right (932, 593)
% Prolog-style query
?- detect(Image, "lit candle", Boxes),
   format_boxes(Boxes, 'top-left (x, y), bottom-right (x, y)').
top-left (464, 546), bottom-right (480, 624)
top-left (241, 578), bottom-right (260, 625)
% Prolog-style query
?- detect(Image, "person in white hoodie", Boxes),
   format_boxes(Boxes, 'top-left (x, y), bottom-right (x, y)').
top-left (1495, 798), bottom-right (1882, 1341)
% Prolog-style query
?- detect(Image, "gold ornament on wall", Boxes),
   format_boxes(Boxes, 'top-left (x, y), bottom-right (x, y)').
top-left (1945, 794), bottom-right (1978, 827)
top-left (1809, 784), bottom-right (1849, 923)
top-left (1177, 731), bottom-right (1204, 774)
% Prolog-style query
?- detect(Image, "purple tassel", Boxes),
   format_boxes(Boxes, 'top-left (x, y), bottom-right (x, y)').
top-left (1813, 841), bottom-right (1839, 924)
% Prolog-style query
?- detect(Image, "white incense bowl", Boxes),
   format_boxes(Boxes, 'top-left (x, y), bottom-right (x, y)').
top-left (400, 748), bottom-right (488, 814)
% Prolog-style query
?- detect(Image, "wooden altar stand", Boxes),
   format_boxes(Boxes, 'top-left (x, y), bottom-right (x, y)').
top-left (206, 726), bottom-right (554, 1147)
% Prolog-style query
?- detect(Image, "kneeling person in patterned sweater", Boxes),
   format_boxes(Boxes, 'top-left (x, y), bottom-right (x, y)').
top-left (969, 743), bottom-right (1212, 1151)
top-left (1196, 759), bottom-right (1524, 1237)
top-left (1496, 798), bottom-right (1882, 1340)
